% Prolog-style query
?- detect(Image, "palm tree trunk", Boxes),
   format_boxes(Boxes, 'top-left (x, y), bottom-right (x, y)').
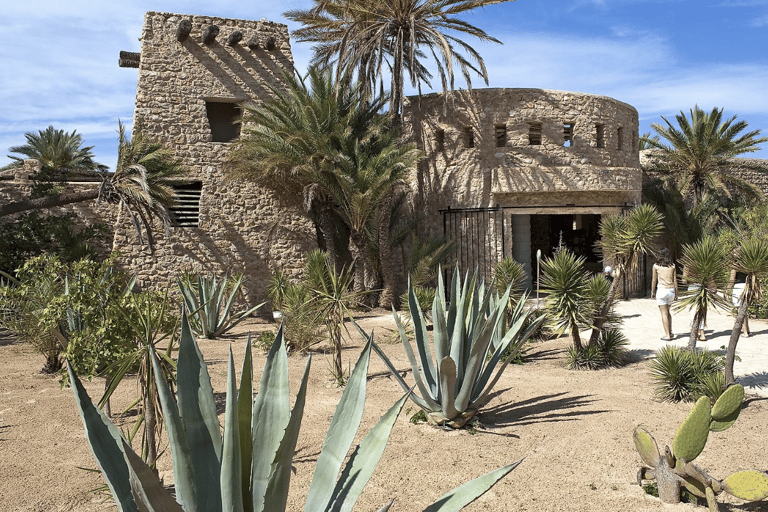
top-left (687, 308), bottom-right (703, 350)
top-left (144, 388), bottom-right (158, 469)
top-left (317, 204), bottom-right (340, 272)
top-left (589, 267), bottom-right (622, 345)
top-left (571, 319), bottom-right (583, 351)
top-left (349, 230), bottom-right (368, 297)
top-left (725, 290), bottom-right (750, 385)
top-left (377, 197), bottom-right (399, 309)
top-left (0, 189), bottom-right (99, 217)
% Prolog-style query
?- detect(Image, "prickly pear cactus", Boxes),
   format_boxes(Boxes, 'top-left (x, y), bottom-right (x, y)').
top-left (634, 384), bottom-right (768, 509)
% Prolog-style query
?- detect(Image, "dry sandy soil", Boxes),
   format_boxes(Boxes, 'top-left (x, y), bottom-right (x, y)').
top-left (1, 305), bottom-right (767, 512)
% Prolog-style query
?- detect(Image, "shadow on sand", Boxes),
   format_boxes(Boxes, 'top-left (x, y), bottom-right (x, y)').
top-left (481, 391), bottom-right (609, 428)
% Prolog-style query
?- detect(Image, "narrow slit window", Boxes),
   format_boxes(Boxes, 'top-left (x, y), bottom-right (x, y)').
top-left (464, 126), bottom-right (474, 148)
top-left (495, 124), bottom-right (507, 147)
top-left (617, 127), bottom-right (624, 151)
top-left (528, 122), bottom-right (542, 145)
top-left (170, 181), bottom-right (203, 228)
top-left (595, 124), bottom-right (605, 148)
top-left (435, 129), bottom-right (445, 152)
top-left (206, 101), bottom-right (241, 143)
top-left (563, 123), bottom-right (574, 147)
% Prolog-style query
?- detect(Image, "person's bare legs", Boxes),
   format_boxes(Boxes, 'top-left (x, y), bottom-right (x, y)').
top-left (659, 304), bottom-right (673, 339)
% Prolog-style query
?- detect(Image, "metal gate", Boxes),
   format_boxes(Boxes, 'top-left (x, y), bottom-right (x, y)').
top-left (440, 206), bottom-right (505, 285)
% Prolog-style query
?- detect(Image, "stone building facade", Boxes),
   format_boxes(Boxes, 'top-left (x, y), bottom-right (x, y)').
top-left (113, 12), bottom-right (317, 305)
top-left (403, 89), bottom-right (642, 286)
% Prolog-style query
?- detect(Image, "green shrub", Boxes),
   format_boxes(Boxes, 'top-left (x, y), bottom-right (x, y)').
top-left (280, 282), bottom-right (323, 353)
top-left (649, 345), bottom-right (725, 402)
top-left (566, 328), bottom-right (628, 370)
top-left (252, 330), bottom-right (276, 352)
top-left (398, 285), bottom-right (435, 320)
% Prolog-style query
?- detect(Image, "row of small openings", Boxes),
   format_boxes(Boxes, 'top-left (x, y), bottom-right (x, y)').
top-left (169, 182), bottom-right (203, 228)
top-left (438, 123), bottom-right (629, 150)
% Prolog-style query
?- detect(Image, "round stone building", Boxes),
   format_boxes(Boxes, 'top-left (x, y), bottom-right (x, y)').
top-left (403, 88), bottom-right (642, 287)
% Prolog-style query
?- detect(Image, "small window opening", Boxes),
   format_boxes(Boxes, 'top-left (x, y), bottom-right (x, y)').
top-left (170, 182), bottom-right (203, 228)
top-left (206, 101), bottom-right (241, 143)
top-left (528, 123), bottom-right (542, 145)
top-left (495, 124), bottom-right (507, 147)
top-left (464, 126), bottom-right (474, 148)
top-left (617, 127), bottom-right (624, 151)
top-left (595, 124), bottom-right (605, 148)
top-left (563, 123), bottom-right (574, 147)
top-left (435, 129), bottom-right (445, 152)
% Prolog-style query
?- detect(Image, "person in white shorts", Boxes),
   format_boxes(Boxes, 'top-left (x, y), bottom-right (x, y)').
top-left (651, 248), bottom-right (678, 341)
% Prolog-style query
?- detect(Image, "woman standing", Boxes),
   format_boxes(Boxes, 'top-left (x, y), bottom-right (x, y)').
top-left (651, 248), bottom-right (678, 341)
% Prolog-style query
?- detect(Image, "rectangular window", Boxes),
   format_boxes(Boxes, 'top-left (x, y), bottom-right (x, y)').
top-left (495, 124), bottom-right (507, 147)
top-left (206, 101), bottom-right (241, 143)
top-left (170, 182), bottom-right (203, 227)
top-left (435, 129), bottom-right (445, 152)
top-left (617, 127), bottom-right (624, 151)
top-left (563, 123), bottom-right (574, 147)
top-left (595, 124), bottom-right (605, 148)
top-left (464, 126), bottom-right (474, 148)
top-left (528, 122), bottom-right (542, 145)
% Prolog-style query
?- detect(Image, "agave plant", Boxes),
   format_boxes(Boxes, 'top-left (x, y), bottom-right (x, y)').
top-left (374, 269), bottom-right (544, 428)
top-left (177, 271), bottom-right (264, 339)
top-left (69, 314), bottom-right (521, 511)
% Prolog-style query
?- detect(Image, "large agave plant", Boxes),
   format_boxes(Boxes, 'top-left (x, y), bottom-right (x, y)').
top-left (177, 271), bottom-right (264, 338)
top-left (69, 313), bottom-right (520, 511)
top-left (375, 269), bottom-right (544, 428)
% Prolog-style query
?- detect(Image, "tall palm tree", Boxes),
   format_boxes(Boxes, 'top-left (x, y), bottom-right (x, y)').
top-left (227, 67), bottom-right (362, 270)
top-left (0, 122), bottom-right (186, 247)
top-left (1, 125), bottom-right (104, 174)
top-left (589, 204), bottom-right (663, 345)
top-left (286, 0), bottom-right (515, 118)
top-left (724, 238), bottom-right (768, 385)
top-left (643, 106), bottom-right (768, 207)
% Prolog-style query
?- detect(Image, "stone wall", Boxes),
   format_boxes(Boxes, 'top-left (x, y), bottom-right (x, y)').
top-left (113, 12), bottom-right (316, 307)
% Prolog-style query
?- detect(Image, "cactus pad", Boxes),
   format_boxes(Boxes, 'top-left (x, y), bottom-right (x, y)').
top-left (633, 427), bottom-right (660, 467)
top-left (711, 384), bottom-right (744, 422)
top-left (672, 396), bottom-right (711, 463)
top-left (723, 470), bottom-right (768, 501)
top-left (680, 474), bottom-right (707, 498)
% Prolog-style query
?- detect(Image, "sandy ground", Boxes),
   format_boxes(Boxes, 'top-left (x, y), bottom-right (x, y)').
top-left (1, 299), bottom-right (767, 512)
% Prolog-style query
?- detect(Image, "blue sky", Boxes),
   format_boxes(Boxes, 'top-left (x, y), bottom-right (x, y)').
top-left (2, 0), bottom-right (767, 170)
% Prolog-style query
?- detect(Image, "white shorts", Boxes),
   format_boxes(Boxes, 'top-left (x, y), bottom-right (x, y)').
top-left (656, 287), bottom-right (675, 306)
top-left (732, 283), bottom-right (746, 307)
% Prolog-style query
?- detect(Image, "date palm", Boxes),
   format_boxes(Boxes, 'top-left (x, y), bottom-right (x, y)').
top-left (1, 125), bottom-right (103, 173)
top-left (674, 236), bottom-right (730, 350)
top-left (286, 0), bottom-right (515, 118)
top-left (0, 123), bottom-right (186, 247)
top-left (643, 106), bottom-right (768, 207)
top-left (724, 238), bottom-right (768, 384)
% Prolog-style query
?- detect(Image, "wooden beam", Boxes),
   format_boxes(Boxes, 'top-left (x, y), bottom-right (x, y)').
top-left (202, 25), bottom-right (219, 45)
top-left (227, 31), bottom-right (243, 46)
top-left (247, 37), bottom-right (260, 51)
top-left (266, 36), bottom-right (276, 51)
top-left (118, 51), bottom-right (140, 68)
top-left (176, 19), bottom-right (192, 42)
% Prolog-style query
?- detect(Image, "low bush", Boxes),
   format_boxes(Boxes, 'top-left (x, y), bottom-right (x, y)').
top-left (566, 328), bottom-right (628, 370)
top-left (649, 345), bottom-right (725, 402)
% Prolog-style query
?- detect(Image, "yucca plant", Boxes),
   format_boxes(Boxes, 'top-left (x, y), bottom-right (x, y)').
top-left (725, 237), bottom-right (768, 384)
top-left (649, 345), bottom-right (724, 402)
top-left (566, 328), bottom-right (628, 370)
top-left (69, 314), bottom-right (521, 511)
top-left (177, 271), bottom-right (264, 339)
top-left (675, 236), bottom-right (730, 349)
top-left (493, 257), bottom-right (528, 302)
top-left (540, 249), bottom-right (590, 350)
top-left (374, 269), bottom-right (544, 428)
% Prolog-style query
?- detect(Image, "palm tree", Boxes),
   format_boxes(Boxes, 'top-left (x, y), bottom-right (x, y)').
top-left (643, 106), bottom-right (768, 207)
top-left (0, 122), bottom-right (186, 246)
top-left (1, 125), bottom-right (104, 174)
top-left (589, 204), bottom-right (663, 344)
top-left (227, 67), bottom-right (362, 270)
top-left (674, 236), bottom-right (730, 349)
top-left (285, 0), bottom-right (515, 118)
top-left (540, 249), bottom-right (590, 350)
top-left (724, 238), bottom-right (768, 385)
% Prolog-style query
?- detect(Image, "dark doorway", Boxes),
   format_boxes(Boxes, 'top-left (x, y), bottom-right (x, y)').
top-left (530, 214), bottom-right (602, 274)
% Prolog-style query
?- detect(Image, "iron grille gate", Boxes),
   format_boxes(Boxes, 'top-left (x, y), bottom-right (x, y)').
top-left (440, 206), bottom-right (505, 287)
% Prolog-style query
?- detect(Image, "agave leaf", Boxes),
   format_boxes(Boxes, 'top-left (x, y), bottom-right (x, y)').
top-left (67, 361), bottom-right (139, 512)
top-left (432, 272), bottom-right (449, 365)
top-left (251, 324), bottom-right (291, 512)
top-left (672, 396), bottom-right (711, 463)
top-left (422, 459), bottom-right (522, 512)
top-left (150, 343), bottom-right (199, 512)
top-left (454, 306), bottom-right (502, 413)
top-left (176, 311), bottom-right (222, 511)
top-left (368, 332), bottom-right (434, 412)
top-left (264, 355), bottom-right (312, 512)
top-left (374, 501), bottom-right (394, 512)
top-left (304, 337), bottom-right (372, 511)
top-left (238, 339), bottom-right (254, 510)
top-left (408, 281), bottom-right (437, 393)
top-left (633, 427), bottom-right (660, 467)
top-left (438, 356), bottom-right (459, 421)
top-left (327, 392), bottom-right (410, 512)
top-left (392, 309), bottom-right (441, 409)
top-left (123, 438), bottom-right (184, 512)
top-left (221, 347), bottom-right (244, 512)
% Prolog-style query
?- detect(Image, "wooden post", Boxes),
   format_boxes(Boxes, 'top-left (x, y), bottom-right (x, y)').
top-left (227, 31), bottom-right (243, 46)
top-left (202, 25), bottom-right (219, 45)
top-left (176, 19), bottom-right (192, 42)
